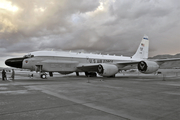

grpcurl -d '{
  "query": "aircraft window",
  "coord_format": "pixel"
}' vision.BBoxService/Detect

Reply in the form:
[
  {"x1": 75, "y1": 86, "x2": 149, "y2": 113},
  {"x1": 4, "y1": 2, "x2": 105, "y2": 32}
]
[
  {"x1": 23, "y1": 54, "x2": 34, "y2": 58},
  {"x1": 23, "y1": 55, "x2": 27, "y2": 58}
]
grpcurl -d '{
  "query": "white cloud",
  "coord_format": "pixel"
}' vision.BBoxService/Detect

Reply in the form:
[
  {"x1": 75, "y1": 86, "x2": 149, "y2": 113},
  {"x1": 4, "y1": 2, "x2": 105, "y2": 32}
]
[{"x1": 0, "y1": 0, "x2": 180, "y2": 67}]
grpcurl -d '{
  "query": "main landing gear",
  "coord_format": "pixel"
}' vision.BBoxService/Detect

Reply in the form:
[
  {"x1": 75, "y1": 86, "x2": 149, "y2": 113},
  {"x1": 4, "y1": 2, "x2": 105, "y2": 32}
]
[
  {"x1": 36, "y1": 65, "x2": 46, "y2": 79},
  {"x1": 85, "y1": 72, "x2": 97, "y2": 77},
  {"x1": 76, "y1": 72, "x2": 79, "y2": 76},
  {"x1": 49, "y1": 72, "x2": 53, "y2": 77},
  {"x1": 36, "y1": 65, "x2": 50, "y2": 79}
]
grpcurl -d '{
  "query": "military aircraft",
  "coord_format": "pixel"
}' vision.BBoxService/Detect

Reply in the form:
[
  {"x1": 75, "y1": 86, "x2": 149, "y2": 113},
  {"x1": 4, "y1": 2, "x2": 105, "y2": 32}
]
[{"x1": 5, "y1": 36, "x2": 180, "y2": 78}]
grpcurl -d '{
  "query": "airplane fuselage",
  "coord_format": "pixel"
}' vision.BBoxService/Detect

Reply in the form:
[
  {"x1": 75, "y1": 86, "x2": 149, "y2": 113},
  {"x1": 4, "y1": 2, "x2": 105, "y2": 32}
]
[{"x1": 22, "y1": 51, "x2": 139, "y2": 73}]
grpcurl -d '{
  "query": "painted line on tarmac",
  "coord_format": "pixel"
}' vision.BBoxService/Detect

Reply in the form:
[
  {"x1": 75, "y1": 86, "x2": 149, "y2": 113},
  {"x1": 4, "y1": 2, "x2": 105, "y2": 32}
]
[{"x1": 39, "y1": 88, "x2": 140, "y2": 120}]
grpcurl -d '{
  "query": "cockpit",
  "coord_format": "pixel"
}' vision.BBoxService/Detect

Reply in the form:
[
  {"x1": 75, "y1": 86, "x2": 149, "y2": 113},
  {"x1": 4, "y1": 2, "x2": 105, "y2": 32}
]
[{"x1": 23, "y1": 53, "x2": 34, "y2": 58}]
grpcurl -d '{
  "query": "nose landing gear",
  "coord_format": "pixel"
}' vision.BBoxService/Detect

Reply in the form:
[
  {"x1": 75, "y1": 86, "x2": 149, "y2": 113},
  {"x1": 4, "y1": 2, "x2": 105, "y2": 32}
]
[
  {"x1": 40, "y1": 73, "x2": 47, "y2": 79},
  {"x1": 36, "y1": 65, "x2": 47, "y2": 79}
]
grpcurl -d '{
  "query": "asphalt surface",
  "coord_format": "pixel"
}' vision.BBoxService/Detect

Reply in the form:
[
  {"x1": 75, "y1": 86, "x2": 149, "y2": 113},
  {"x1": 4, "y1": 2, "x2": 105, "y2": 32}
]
[{"x1": 0, "y1": 71, "x2": 180, "y2": 120}]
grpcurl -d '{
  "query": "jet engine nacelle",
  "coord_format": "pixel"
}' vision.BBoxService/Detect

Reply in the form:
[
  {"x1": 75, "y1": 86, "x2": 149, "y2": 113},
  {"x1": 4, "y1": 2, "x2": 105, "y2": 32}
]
[
  {"x1": 138, "y1": 61, "x2": 159, "y2": 74},
  {"x1": 97, "y1": 64, "x2": 119, "y2": 77}
]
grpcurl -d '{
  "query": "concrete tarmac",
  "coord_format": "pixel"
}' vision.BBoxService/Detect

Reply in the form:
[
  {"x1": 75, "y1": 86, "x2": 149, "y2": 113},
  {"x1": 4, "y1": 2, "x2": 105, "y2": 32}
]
[{"x1": 0, "y1": 72, "x2": 180, "y2": 120}]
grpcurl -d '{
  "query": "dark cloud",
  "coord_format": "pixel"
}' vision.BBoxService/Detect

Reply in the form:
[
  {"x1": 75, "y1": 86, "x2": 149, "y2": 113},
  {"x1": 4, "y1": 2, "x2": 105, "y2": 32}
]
[{"x1": 0, "y1": 0, "x2": 180, "y2": 66}]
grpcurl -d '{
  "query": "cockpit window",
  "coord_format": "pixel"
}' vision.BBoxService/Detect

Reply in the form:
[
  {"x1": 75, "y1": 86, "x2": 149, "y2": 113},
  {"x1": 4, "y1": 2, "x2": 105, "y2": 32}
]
[{"x1": 23, "y1": 53, "x2": 34, "y2": 58}]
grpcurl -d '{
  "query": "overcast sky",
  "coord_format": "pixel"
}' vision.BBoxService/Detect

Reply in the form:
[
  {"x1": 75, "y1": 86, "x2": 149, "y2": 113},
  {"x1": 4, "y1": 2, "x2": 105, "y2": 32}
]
[{"x1": 1, "y1": 0, "x2": 180, "y2": 67}]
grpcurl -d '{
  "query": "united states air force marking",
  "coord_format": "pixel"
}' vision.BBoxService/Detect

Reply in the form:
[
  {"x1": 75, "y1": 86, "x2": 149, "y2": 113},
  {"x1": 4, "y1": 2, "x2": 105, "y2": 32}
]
[{"x1": 89, "y1": 59, "x2": 113, "y2": 63}]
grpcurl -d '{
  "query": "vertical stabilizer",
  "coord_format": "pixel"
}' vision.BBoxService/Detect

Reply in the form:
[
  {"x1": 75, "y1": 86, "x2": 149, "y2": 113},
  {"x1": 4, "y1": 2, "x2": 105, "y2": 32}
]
[{"x1": 132, "y1": 35, "x2": 149, "y2": 59}]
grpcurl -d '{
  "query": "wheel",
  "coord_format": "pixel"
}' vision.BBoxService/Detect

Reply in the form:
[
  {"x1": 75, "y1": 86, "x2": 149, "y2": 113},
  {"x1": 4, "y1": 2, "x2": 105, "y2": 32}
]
[
  {"x1": 85, "y1": 72, "x2": 97, "y2": 77},
  {"x1": 109, "y1": 74, "x2": 115, "y2": 78},
  {"x1": 76, "y1": 72, "x2": 79, "y2": 76},
  {"x1": 41, "y1": 74, "x2": 46, "y2": 79},
  {"x1": 91, "y1": 72, "x2": 97, "y2": 77},
  {"x1": 49, "y1": 72, "x2": 53, "y2": 77},
  {"x1": 94, "y1": 73, "x2": 97, "y2": 77},
  {"x1": 85, "y1": 72, "x2": 88, "y2": 77}
]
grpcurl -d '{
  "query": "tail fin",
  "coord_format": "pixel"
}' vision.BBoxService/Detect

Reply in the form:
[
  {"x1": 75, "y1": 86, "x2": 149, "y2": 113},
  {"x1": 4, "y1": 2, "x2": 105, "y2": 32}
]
[{"x1": 132, "y1": 35, "x2": 149, "y2": 59}]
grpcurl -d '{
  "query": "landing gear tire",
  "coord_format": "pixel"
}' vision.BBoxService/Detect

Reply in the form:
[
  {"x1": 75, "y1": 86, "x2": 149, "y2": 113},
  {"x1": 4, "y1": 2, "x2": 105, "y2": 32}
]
[
  {"x1": 49, "y1": 72, "x2": 53, "y2": 77},
  {"x1": 85, "y1": 72, "x2": 97, "y2": 77},
  {"x1": 76, "y1": 72, "x2": 79, "y2": 76},
  {"x1": 92, "y1": 72, "x2": 97, "y2": 77},
  {"x1": 41, "y1": 74, "x2": 46, "y2": 79},
  {"x1": 85, "y1": 72, "x2": 88, "y2": 77},
  {"x1": 108, "y1": 74, "x2": 116, "y2": 78}
]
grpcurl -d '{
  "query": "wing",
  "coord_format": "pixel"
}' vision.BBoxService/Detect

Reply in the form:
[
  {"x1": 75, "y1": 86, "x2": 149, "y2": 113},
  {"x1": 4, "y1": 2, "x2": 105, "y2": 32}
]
[
  {"x1": 112, "y1": 58, "x2": 180, "y2": 68},
  {"x1": 77, "y1": 61, "x2": 140, "y2": 72},
  {"x1": 115, "y1": 61, "x2": 140, "y2": 67},
  {"x1": 152, "y1": 58, "x2": 180, "y2": 65},
  {"x1": 77, "y1": 58, "x2": 180, "y2": 72}
]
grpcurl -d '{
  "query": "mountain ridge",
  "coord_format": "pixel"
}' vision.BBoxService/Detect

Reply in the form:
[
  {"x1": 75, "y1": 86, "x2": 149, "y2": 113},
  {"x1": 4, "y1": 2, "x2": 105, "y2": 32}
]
[{"x1": 149, "y1": 53, "x2": 180, "y2": 68}]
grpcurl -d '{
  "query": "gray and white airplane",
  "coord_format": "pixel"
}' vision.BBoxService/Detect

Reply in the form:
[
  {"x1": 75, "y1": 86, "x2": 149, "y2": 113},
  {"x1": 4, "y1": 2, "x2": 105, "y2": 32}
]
[{"x1": 5, "y1": 36, "x2": 180, "y2": 78}]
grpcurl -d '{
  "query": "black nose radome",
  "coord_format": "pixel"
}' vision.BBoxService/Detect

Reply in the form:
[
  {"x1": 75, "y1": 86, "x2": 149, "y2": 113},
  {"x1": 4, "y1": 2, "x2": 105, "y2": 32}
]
[{"x1": 5, "y1": 57, "x2": 24, "y2": 68}]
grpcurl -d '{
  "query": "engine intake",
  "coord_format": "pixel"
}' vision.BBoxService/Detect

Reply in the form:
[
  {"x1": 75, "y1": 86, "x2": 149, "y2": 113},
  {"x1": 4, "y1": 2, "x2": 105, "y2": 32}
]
[
  {"x1": 138, "y1": 61, "x2": 159, "y2": 74},
  {"x1": 97, "y1": 64, "x2": 119, "y2": 77}
]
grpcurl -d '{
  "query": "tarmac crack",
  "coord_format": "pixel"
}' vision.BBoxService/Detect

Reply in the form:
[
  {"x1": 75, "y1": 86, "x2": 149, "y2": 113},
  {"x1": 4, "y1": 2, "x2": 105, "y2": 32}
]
[
  {"x1": 23, "y1": 83, "x2": 179, "y2": 120},
  {"x1": 0, "y1": 96, "x2": 130, "y2": 120},
  {"x1": 154, "y1": 107, "x2": 180, "y2": 120},
  {"x1": 25, "y1": 85, "x2": 135, "y2": 120},
  {"x1": 39, "y1": 89, "x2": 137, "y2": 120},
  {"x1": 0, "y1": 103, "x2": 85, "y2": 116}
]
